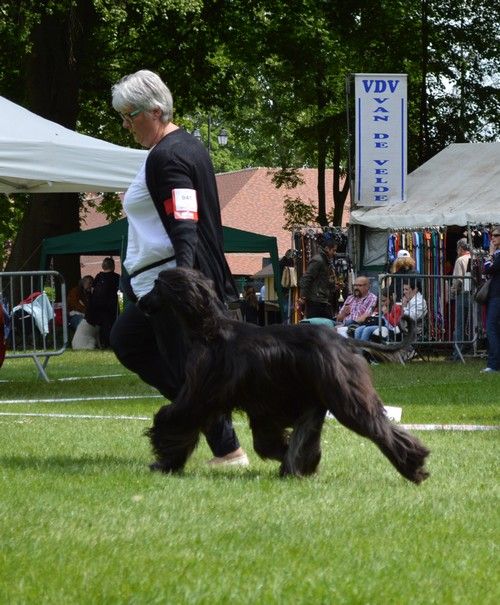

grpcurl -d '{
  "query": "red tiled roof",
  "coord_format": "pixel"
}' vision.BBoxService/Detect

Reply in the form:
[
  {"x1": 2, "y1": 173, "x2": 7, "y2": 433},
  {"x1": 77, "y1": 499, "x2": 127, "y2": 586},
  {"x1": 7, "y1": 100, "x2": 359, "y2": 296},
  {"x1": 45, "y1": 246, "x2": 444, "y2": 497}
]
[
  {"x1": 79, "y1": 168, "x2": 350, "y2": 278},
  {"x1": 218, "y1": 168, "x2": 350, "y2": 275}
]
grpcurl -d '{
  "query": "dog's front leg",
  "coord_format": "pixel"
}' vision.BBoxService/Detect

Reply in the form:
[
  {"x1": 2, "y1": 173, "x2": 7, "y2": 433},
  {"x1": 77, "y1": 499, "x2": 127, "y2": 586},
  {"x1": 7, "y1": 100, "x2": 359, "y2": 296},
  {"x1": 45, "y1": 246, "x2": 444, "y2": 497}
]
[
  {"x1": 146, "y1": 400, "x2": 201, "y2": 473},
  {"x1": 280, "y1": 408, "x2": 325, "y2": 477}
]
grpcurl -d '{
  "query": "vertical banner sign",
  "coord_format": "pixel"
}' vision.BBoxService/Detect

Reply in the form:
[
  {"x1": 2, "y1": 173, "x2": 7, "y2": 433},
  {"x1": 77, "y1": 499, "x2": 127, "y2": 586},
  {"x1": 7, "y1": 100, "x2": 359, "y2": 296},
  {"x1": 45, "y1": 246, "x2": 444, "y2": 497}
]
[{"x1": 354, "y1": 73, "x2": 407, "y2": 206}]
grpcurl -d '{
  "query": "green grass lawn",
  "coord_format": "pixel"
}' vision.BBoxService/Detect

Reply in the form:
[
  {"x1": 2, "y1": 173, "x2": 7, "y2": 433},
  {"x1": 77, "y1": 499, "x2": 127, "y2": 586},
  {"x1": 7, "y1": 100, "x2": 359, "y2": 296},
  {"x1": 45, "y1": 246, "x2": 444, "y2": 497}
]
[{"x1": 0, "y1": 352, "x2": 499, "y2": 604}]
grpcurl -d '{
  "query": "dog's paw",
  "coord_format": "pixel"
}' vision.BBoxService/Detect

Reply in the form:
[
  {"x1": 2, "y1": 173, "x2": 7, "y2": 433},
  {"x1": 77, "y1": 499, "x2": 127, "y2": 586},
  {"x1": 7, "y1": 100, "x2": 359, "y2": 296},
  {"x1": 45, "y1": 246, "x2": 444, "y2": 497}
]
[{"x1": 149, "y1": 460, "x2": 181, "y2": 474}]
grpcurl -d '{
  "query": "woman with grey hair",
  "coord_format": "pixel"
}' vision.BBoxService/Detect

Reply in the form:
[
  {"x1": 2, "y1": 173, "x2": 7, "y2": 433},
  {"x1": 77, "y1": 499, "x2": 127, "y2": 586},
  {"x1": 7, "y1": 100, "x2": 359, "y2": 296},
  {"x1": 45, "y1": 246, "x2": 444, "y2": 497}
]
[{"x1": 110, "y1": 69, "x2": 248, "y2": 467}]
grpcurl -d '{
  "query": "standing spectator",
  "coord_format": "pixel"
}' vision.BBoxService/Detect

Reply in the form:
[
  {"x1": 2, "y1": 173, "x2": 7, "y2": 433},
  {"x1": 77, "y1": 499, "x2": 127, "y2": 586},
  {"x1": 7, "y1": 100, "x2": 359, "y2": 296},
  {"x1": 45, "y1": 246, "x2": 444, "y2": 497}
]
[
  {"x1": 450, "y1": 238, "x2": 472, "y2": 360},
  {"x1": 241, "y1": 284, "x2": 259, "y2": 325},
  {"x1": 87, "y1": 257, "x2": 120, "y2": 348},
  {"x1": 67, "y1": 275, "x2": 93, "y2": 331},
  {"x1": 0, "y1": 301, "x2": 6, "y2": 369},
  {"x1": 109, "y1": 69, "x2": 247, "y2": 467},
  {"x1": 481, "y1": 226, "x2": 500, "y2": 373},
  {"x1": 299, "y1": 232, "x2": 338, "y2": 320},
  {"x1": 336, "y1": 275, "x2": 377, "y2": 327}
]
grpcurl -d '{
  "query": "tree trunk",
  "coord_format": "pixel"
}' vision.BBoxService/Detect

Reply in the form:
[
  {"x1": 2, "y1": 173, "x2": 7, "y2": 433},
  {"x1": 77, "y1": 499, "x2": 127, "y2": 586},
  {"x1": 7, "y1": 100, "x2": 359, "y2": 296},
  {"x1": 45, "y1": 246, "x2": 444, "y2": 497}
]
[
  {"x1": 316, "y1": 136, "x2": 327, "y2": 226},
  {"x1": 419, "y1": 0, "x2": 430, "y2": 164},
  {"x1": 5, "y1": 0, "x2": 97, "y2": 291},
  {"x1": 332, "y1": 136, "x2": 349, "y2": 227}
]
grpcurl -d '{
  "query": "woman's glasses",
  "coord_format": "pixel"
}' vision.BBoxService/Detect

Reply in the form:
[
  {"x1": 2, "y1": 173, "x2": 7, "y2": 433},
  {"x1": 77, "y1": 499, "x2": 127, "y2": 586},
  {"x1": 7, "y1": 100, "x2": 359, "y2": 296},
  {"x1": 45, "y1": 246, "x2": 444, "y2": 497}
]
[{"x1": 119, "y1": 108, "x2": 143, "y2": 124}]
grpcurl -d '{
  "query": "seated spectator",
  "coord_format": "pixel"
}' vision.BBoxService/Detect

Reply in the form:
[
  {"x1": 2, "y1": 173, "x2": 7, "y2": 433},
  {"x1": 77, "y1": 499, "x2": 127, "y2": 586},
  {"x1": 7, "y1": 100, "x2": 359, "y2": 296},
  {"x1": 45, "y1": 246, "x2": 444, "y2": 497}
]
[
  {"x1": 335, "y1": 275, "x2": 377, "y2": 337},
  {"x1": 353, "y1": 295, "x2": 403, "y2": 342},
  {"x1": 67, "y1": 275, "x2": 93, "y2": 331},
  {"x1": 401, "y1": 278, "x2": 427, "y2": 335},
  {"x1": 86, "y1": 257, "x2": 120, "y2": 348}
]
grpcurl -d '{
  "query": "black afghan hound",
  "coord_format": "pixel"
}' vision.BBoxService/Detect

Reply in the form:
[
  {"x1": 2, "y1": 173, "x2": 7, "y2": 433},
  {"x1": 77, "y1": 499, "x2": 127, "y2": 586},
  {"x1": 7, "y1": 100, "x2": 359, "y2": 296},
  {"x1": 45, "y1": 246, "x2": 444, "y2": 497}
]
[{"x1": 139, "y1": 268, "x2": 430, "y2": 484}]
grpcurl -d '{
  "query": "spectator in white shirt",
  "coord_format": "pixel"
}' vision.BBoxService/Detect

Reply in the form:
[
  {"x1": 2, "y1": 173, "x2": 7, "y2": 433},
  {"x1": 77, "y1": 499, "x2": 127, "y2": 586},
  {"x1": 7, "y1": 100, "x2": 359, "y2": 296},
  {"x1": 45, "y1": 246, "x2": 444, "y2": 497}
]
[{"x1": 401, "y1": 278, "x2": 427, "y2": 334}]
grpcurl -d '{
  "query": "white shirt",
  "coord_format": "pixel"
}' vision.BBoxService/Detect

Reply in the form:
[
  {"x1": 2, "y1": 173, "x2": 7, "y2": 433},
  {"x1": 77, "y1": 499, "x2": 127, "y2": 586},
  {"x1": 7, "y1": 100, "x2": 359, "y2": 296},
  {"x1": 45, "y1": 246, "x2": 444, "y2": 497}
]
[
  {"x1": 122, "y1": 158, "x2": 176, "y2": 298},
  {"x1": 403, "y1": 291, "x2": 427, "y2": 321}
]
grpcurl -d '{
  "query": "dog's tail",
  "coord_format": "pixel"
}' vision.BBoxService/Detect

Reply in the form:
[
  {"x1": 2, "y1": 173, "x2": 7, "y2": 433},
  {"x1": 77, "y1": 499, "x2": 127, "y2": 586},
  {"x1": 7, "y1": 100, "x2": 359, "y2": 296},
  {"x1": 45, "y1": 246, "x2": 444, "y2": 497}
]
[
  {"x1": 345, "y1": 315, "x2": 415, "y2": 364},
  {"x1": 330, "y1": 392, "x2": 430, "y2": 484}
]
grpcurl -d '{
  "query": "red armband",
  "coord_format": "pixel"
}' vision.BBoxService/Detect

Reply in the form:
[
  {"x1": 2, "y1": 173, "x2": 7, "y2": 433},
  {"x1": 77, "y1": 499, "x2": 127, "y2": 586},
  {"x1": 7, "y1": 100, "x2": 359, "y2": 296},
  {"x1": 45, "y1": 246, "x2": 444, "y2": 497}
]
[{"x1": 163, "y1": 188, "x2": 198, "y2": 221}]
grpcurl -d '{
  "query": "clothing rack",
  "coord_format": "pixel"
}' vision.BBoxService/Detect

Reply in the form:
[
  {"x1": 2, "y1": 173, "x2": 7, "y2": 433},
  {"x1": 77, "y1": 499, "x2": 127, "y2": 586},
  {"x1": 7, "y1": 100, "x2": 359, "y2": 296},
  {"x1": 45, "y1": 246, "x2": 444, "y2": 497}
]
[{"x1": 386, "y1": 224, "x2": 494, "y2": 342}]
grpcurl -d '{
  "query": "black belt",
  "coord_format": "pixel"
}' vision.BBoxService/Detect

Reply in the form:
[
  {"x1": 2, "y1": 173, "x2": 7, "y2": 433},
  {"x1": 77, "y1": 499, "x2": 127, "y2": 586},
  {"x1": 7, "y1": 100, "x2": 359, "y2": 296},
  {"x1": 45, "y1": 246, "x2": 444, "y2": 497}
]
[{"x1": 129, "y1": 255, "x2": 176, "y2": 279}]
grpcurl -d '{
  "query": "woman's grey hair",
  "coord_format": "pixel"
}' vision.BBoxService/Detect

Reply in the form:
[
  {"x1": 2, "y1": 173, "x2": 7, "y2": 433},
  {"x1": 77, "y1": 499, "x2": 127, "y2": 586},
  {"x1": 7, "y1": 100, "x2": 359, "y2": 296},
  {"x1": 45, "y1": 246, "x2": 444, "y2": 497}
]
[
  {"x1": 111, "y1": 69, "x2": 173, "y2": 123},
  {"x1": 456, "y1": 238, "x2": 470, "y2": 251}
]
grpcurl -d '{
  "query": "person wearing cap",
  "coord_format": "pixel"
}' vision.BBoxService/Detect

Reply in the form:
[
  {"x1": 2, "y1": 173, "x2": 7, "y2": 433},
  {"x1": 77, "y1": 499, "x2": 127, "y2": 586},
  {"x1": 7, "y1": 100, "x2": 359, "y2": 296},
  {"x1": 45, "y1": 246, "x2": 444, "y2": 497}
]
[
  {"x1": 299, "y1": 233, "x2": 338, "y2": 319},
  {"x1": 387, "y1": 249, "x2": 416, "y2": 302}
]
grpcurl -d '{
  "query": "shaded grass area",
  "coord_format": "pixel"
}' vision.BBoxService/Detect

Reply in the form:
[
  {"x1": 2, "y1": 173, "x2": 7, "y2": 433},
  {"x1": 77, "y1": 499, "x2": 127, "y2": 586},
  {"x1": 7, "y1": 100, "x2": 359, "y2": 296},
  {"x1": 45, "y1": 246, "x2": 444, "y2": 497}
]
[{"x1": 0, "y1": 352, "x2": 499, "y2": 603}]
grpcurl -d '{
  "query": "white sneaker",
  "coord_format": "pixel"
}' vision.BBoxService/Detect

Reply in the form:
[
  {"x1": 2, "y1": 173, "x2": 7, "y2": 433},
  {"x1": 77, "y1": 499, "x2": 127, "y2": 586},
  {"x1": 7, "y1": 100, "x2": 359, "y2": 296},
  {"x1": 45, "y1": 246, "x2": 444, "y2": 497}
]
[
  {"x1": 480, "y1": 367, "x2": 497, "y2": 373},
  {"x1": 207, "y1": 452, "x2": 250, "y2": 467}
]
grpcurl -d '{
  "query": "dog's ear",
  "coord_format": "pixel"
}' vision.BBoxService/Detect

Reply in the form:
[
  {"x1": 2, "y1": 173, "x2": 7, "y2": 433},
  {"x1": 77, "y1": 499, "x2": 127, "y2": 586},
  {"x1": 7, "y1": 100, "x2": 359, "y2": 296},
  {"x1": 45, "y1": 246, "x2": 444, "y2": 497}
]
[{"x1": 137, "y1": 284, "x2": 163, "y2": 315}]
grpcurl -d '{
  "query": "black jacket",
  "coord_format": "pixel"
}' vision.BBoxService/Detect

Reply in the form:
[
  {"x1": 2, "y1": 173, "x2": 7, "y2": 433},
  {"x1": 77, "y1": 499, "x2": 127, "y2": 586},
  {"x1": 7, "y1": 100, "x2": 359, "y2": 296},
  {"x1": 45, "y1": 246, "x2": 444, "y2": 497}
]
[
  {"x1": 300, "y1": 251, "x2": 336, "y2": 304},
  {"x1": 145, "y1": 128, "x2": 238, "y2": 304},
  {"x1": 485, "y1": 252, "x2": 500, "y2": 300}
]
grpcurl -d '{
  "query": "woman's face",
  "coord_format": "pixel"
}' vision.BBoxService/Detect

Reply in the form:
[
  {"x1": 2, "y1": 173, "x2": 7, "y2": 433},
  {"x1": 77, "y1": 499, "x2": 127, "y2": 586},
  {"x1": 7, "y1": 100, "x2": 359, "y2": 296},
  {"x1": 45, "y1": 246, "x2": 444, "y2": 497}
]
[
  {"x1": 121, "y1": 107, "x2": 165, "y2": 149},
  {"x1": 491, "y1": 229, "x2": 500, "y2": 249}
]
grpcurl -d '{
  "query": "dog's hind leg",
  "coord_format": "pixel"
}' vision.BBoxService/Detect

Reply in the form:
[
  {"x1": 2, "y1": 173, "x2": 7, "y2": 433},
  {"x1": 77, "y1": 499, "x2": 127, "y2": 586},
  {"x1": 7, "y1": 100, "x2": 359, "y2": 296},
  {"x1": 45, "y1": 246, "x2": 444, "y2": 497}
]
[
  {"x1": 279, "y1": 408, "x2": 326, "y2": 477},
  {"x1": 249, "y1": 416, "x2": 289, "y2": 463},
  {"x1": 146, "y1": 402, "x2": 201, "y2": 473}
]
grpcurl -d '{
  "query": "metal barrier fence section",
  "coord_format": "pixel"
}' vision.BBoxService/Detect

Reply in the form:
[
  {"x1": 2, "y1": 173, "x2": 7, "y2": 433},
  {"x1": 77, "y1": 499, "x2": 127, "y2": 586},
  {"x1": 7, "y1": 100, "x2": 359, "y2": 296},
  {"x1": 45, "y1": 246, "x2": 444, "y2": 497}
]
[
  {"x1": 377, "y1": 273, "x2": 482, "y2": 360},
  {"x1": 0, "y1": 271, "x2": 68, "y2": 381}
]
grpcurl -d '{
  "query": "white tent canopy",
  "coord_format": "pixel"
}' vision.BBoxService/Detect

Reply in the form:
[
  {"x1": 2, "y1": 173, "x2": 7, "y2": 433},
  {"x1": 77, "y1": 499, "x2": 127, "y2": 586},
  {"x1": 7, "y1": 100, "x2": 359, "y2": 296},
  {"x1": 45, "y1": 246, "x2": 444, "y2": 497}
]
[
  {"x1": 350, "y1": 142, "x2": 500, "y2": 228},
  {"x1": 0, "y1": 95, "x2": 146, "y2": 193}
]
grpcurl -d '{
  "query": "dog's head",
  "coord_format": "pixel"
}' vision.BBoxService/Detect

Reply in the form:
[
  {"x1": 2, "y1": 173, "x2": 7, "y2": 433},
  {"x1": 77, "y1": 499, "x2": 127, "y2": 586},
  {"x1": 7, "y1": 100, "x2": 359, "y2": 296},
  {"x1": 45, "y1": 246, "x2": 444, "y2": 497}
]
[{"x1": 138, "y1": 267, "x2": 224, "y2": 340}]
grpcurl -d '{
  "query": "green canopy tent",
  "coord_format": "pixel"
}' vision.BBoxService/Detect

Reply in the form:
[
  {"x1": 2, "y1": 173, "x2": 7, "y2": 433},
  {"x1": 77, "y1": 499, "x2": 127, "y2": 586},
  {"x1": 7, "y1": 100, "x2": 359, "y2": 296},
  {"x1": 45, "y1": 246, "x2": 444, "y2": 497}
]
[{"x1": 40, "y1": 218, "x2": 284, "y2": 314}]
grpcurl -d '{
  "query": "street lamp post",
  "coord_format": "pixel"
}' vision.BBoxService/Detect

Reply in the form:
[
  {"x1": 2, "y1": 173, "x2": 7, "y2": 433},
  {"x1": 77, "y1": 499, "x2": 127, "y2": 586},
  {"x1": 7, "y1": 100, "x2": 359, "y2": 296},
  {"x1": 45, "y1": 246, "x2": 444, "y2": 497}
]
[{"x1": 193, "y1": 113, "x2": 228, "y2": 155}]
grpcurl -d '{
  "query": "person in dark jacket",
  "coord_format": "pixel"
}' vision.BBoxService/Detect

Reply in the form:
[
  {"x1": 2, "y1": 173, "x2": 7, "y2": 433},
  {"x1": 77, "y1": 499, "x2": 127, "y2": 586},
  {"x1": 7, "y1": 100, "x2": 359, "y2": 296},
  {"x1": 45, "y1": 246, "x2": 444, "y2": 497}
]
[
  {"x1": 109, "y1": 69, "x2": 247, "y2": 467},
  {"x1": 299, "y1": 232, "x2": 338, "y2": 320},
  {"x1": 481, "y1": 225, "x2": 500, "y2": 373},
  {"x1": 241, "y1": 284, "x2": 260, "y2": 325},
  {"x1": 86, "y1": 258, "x2": 119, "y2": 348}
]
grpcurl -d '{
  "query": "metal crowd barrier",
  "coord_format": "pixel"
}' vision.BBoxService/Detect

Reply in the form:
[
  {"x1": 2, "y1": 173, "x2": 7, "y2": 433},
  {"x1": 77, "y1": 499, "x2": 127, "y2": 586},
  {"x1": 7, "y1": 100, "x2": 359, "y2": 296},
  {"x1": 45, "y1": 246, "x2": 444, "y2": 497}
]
[
  {"x1": 377, "y1": 273, "x2": 482, "y2": 361},
  {"x1": 0, "y1": 271, "x2": 68, "y2": 381}
]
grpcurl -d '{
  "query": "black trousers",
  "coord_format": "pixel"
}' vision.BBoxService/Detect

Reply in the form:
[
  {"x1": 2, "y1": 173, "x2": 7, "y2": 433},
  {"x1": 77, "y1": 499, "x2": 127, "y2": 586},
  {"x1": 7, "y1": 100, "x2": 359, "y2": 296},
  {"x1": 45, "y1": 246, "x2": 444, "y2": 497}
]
[
  {"x1": 304, "y1": 301, "x2": 333, "y2": 320},
  {"x1": 110, "y1": 303, "x2": 240, "y2": 457}
]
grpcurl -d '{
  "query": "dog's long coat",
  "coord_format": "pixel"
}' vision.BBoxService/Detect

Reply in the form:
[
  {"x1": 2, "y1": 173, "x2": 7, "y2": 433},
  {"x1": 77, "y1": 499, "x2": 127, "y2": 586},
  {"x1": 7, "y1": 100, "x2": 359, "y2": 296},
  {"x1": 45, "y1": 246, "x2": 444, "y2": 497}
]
[{"x1": 139, "y1": 268, "x2": 429, "y2": 483}]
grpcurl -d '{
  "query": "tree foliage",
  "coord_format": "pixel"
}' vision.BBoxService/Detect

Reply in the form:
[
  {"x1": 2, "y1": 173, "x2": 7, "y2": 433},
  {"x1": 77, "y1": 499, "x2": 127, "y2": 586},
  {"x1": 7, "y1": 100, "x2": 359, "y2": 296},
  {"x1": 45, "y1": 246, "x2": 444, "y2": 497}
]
[{"x1": 0, "y1": 0, "x2": 498, "y2": 271}]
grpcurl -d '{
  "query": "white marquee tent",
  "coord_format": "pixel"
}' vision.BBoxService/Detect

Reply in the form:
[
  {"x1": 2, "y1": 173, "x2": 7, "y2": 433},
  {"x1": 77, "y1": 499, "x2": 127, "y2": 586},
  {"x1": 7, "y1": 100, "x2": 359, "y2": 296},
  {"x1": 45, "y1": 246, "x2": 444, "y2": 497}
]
[
  {"x1": 350, "y1": 142, "x2": 500, "y2": 229},
  {"x1": 0, "y1": 95, "x2": 146, "y2": 193}
]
